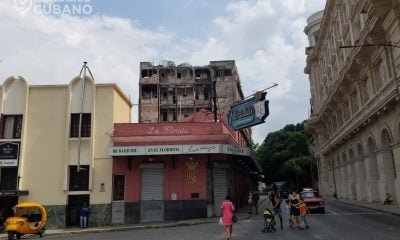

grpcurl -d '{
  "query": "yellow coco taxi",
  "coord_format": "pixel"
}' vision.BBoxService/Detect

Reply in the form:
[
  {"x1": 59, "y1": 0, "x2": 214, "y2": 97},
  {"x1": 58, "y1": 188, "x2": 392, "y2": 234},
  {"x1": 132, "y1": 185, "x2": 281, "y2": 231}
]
[{"x1": 5, "y1": 202, "x2": 47, "y2": 240}]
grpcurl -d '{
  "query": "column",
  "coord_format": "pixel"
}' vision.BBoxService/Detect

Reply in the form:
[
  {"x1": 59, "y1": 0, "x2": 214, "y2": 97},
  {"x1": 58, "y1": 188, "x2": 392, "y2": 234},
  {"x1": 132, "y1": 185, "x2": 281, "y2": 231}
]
[
  {"x1": 340, "y1": 166, "x2": 348, "y2": 198},
  {"x1": 392, "y1": 143, "x2": 400, "y2": 204},
  {"x1": 335, "y1": 166, "x2": 342, "y2": 197},
  {"x1": 376, "y1": 148, "x2": 396, "y2": 202},
  {"x1": 364, "y1": 154, "x2": 380, "y2": 202},
  {"x1": 355, "y1": 158, "x2": 367, "y2": 200}
]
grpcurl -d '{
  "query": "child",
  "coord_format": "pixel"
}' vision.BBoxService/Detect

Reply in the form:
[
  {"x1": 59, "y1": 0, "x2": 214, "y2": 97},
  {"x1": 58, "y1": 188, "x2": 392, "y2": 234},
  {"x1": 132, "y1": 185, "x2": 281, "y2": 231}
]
[
  {"x1": 263, "y1": 208, "x2": 276, "y2": 232},
  {"x1": 298, "y1": 198, "x2": 309, "y2": 229}
]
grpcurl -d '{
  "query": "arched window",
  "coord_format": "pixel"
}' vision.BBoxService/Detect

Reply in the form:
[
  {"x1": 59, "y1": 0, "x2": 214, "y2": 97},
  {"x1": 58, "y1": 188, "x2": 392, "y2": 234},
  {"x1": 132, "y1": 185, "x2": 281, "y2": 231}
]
[
  {"x1": 367, "y1": 137, "x2": 377, "y2": 153},
  {"x1": 356, "y1": 143, "x2": 364, "y2": 157},
  {"x1": 342, "y1": 152, "x2": 347, "y2": 163},
  {"x1": 349, "y1": 148, "x2": 355, "y2": 160},
  {"x1": 380, "y1": 129, "x2": 392, "y2": 147}
]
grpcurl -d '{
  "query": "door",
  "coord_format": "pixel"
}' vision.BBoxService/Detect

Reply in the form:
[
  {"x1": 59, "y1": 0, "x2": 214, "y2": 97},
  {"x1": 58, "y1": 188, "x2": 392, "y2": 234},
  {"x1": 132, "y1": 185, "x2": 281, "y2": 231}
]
[
  {"x1": 66, "y1": 195, "x2": 90, "y2": 227},
  {"x1": 213, "y1": 168, "x2": 227, "y2": 216},
  {"x1": 140, "y1": 163, "x2": 164, "y2": 222},
  {"x1": 112, "y1": 175, "x2": 125, "y2": 224}
]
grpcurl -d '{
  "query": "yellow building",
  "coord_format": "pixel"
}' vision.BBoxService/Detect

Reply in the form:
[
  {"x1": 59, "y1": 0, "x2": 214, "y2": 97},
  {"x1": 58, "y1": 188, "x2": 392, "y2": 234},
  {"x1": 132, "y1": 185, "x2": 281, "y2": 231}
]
[{"x1": 0, "y1": 75, "x2": 132, "y2": 228}]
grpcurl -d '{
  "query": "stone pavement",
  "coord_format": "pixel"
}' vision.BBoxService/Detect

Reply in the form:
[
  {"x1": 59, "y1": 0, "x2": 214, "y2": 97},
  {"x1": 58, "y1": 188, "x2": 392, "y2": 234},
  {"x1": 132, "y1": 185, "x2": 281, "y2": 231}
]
[{"x1": 1, "y1": 195, "x2": 399, "y2": 239}]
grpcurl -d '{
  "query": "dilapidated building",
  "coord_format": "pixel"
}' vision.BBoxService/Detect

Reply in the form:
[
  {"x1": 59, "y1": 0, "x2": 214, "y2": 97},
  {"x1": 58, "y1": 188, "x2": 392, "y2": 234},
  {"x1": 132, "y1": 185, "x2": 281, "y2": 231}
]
[{"x1": 139, "y1": 60, "x2": 245, "y2": 123}]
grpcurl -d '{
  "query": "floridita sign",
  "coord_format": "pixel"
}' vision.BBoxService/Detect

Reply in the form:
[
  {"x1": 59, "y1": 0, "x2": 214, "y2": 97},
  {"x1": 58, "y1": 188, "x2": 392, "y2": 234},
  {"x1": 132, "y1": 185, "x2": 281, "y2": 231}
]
[
  {"x1": 108, "y1": 144, "x2": 250, "y2": 157},
  {"x1": 227, "y1": 94, "x2": 269, "y2": 130}
]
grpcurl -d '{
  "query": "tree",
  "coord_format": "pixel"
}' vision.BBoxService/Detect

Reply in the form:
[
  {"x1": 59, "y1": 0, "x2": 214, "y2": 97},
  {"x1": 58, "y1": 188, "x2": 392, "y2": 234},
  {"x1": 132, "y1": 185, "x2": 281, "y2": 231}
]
[{"x1": 256, "y1": 121, "x2": 317, "y2": 191}]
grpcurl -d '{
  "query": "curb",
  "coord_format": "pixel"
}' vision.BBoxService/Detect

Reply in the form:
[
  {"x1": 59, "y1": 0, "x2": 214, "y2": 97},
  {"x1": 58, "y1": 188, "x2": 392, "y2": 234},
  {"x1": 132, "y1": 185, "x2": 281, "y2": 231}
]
[
  {"x1": 0, "y1": 218, "x2": 217, "y2": 239},
  {"x1": 327, "y1": 198, "x2": 400, "y2": 217}
]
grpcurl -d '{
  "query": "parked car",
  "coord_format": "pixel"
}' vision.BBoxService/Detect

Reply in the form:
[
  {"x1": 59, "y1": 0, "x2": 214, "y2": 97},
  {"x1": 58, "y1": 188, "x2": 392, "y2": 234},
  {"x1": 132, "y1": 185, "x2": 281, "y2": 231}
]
[{"x1": 300, "y1": 190, "x2": 325, "y2": 213}]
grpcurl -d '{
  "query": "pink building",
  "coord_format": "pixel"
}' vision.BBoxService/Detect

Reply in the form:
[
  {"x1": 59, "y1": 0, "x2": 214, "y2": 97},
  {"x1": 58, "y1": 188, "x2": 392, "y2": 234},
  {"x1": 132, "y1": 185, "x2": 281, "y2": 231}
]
[{"x1": 109, "y1": 111, "x2": 261, "y2": 224}]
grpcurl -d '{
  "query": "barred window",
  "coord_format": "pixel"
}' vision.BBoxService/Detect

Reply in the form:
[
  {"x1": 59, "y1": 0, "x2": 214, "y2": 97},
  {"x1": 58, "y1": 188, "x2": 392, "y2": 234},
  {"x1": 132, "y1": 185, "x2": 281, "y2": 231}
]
[
  {"x1": 69, "y1": 165, "x2": 89, "y2": 191},
  {"x1": 0, "y1": 115, "x2": 23, "y2": 139},
  {"x1": 113, "y1": 175, "x2": 125, "y2": 201},
  {"x1": 70, "y1": 113, "x2": 91, "y2": 138}
]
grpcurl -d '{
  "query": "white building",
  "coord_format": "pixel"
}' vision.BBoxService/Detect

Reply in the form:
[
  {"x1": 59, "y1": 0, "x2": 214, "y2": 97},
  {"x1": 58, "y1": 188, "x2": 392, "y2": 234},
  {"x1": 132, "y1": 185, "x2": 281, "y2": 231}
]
[{"x1": 305, "y1": 0, "x2": 400, "y2": 204}]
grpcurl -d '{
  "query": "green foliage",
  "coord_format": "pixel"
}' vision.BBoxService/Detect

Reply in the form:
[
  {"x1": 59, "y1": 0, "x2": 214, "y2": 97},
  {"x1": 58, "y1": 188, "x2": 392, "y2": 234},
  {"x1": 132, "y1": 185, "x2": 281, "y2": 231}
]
[{"x1": 256, "y1": 121, "x2": 317, "y2": 191}]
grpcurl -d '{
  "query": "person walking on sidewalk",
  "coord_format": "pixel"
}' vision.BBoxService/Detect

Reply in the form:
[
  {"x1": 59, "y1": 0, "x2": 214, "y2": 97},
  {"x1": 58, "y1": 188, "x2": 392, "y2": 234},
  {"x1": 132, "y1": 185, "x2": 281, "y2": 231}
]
[
  {"x1": 221, "y1": 195, "x2": 235, "y2": 240},
  {"x1": 273, "y1": 191, "x2": 284, "y2": 230},
  {"x1": 247, "y1": 191, "x2": 253, "y2": 215},
  {"x1": 252, "y1": 190, "x2": 260, "y2": 215}
]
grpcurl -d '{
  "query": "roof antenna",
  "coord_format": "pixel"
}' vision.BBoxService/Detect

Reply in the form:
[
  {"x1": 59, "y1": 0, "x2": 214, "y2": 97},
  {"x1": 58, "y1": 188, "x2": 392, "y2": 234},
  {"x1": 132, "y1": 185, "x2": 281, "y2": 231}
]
[{"x1": 76, "y1": 61, "x2": 95, "y2": 172}]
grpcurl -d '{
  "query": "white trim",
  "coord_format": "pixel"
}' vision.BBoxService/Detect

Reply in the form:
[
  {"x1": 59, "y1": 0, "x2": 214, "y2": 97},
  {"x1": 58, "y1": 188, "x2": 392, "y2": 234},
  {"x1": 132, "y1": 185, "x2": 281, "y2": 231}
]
[{"x1": 108, "y1": 144, "x2": 250, "y2": 157}]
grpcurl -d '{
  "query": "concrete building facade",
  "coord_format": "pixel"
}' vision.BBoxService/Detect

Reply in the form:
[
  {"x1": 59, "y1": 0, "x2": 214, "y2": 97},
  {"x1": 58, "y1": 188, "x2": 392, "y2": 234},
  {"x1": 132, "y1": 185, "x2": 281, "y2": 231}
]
[
  {"x1": 139, "y1": 60, "x2": 243, "y2": 123},
  {"x1": 108, "y1": 114, "x2": 259, "y2": 224},
  {"x1": 0, "y1": 75, "x2": 132, "y2": 228},
  {"x1": 305, "y1": 0, "x2": 400, "y2": 204},
  {"x1": 139, "y1": 60, "x2": 252, "y2": 144}
]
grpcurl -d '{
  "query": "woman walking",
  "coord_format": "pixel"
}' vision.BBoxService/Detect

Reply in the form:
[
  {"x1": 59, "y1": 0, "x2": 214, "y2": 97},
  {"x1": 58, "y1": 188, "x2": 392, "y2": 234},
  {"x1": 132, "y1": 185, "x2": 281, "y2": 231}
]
[
  {"x1": 289, "y1": 191, "x2": 300, "y2": 229},
  {"x1": 221, "y1": 195, "x2": 235, "y2": 240}
]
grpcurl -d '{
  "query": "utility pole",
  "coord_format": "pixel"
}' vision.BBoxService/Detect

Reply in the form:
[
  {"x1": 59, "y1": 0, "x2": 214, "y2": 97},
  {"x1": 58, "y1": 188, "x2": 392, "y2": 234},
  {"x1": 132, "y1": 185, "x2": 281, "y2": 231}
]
[{"x1": 212, "y1": 79, "x2": 217, "y2": 122}]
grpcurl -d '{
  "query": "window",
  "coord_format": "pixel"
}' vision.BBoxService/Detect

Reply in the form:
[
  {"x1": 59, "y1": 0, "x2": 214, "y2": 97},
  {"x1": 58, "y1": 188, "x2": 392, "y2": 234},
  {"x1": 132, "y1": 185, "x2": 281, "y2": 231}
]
[
  {"x1": 0, "y1": 115, "x2": 23, "y2": 139},
  {"x1": 343, "y1": 101, "x2": 350, "y2": 120},
  {"x1": 204, "y1": 90, "x2": 209, "y2": 100},
  {"x1": 361, "y1": 78, "x2": 370, "y2": 103},
  {"x1": 351, "y1": 90, "x2": 359, "y2": 113},
  {"x1": 224, "y1": 69, "x2": 232, "y2": 76},
  {"x1": 375, "y1": 59, "x2": 386, "y2": 89},
  {"x1": 215, "y1": 69, "x2": 224, "y2": 77},
  {"x1": 69, "y1": 165, "x2": 89, "y2": 191},
  {"x1": 177, "y1": 72, "x2": 182, "y2": 78},
  {"x1": 162, "y1": 112, "x2": 168, "y2": 121},
  {"x1": 113, "y1": 175, "x2": 125, "y2": 201},
  {"x1": 70, "y1": 113, "x2": 91, "y2": 138}
]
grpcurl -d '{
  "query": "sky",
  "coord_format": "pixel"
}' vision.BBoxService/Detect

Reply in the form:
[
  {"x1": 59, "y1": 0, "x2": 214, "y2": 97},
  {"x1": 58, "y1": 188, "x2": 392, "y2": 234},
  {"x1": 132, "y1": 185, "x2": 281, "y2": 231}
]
[{"x1": 0, "y1": 0, "x2": 326, "y2": 145}]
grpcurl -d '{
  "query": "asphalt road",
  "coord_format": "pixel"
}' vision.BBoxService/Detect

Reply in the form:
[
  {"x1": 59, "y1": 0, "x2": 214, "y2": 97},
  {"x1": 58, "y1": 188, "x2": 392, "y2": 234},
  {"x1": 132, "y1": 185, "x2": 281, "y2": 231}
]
[{"x1": 23, "y1": 200, "x2": 400, "y2": 240}]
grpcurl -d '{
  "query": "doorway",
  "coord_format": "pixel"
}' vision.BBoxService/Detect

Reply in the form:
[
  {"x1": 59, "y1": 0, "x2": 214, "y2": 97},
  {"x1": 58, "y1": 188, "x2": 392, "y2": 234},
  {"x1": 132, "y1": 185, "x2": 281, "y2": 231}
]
[{"x1": 66, "y1": 194, "x2": 89, "y2": 227}]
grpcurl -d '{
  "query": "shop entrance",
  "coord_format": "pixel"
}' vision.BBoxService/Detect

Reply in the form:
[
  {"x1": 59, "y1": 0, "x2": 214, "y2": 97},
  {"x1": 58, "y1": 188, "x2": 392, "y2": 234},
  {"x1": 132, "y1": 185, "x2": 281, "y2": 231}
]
[
  {"x1": 0, "y1": 196, "x2": 18, "y2": 220},
  {"x1": 140, "y1": 164, "x2": 164, "y2": 222},
  {"x1": 66, "y1": 194, "x2": 89, "y2": 227}
]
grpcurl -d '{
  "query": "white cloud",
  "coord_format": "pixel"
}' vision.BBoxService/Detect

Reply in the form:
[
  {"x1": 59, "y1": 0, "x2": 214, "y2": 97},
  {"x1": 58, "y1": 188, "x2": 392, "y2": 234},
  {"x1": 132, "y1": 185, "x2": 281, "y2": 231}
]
[
  {"x1": 0, "y1": 2, "x2": 172, "y2": 104},
  {"x1": 192, "y1": 0, "x2": 325, "y2": 144},
  {"x1": 0, "y1": 0, "x2": 326, "y2": 144}
]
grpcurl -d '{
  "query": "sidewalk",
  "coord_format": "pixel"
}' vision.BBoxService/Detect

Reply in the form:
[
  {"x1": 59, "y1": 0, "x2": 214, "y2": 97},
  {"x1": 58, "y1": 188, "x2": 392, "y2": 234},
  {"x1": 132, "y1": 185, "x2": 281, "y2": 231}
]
[
  {"x1": 5, "y1": 195, "x2": 397, "y2": 238},
  {"x1": 326, "y1": 197, "x2": 400, "y2": 217},
  {"x1": 0, "y1": 196, "x2": 267, "y2": 239}
]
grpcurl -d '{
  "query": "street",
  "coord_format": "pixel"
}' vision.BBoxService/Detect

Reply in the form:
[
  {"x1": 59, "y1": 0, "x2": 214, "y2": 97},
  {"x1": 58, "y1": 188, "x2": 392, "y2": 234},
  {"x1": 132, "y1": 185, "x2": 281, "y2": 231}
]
[{"x1": 33, "y1": 200, "x2": 400, "y2": 240}]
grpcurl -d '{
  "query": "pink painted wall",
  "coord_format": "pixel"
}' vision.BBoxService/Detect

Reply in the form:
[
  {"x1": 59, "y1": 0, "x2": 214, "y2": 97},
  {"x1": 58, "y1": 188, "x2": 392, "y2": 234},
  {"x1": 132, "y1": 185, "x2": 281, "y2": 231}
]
[{"x1": 113, "y1": 155, "x2": 207, "y2": 202}]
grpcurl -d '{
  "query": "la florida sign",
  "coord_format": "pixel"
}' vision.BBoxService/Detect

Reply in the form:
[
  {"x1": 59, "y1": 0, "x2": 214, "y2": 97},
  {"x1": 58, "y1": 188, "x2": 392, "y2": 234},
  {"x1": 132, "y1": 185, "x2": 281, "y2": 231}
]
[{"x1": 227, "y1": 97, "x2": 269, "y2": 130}]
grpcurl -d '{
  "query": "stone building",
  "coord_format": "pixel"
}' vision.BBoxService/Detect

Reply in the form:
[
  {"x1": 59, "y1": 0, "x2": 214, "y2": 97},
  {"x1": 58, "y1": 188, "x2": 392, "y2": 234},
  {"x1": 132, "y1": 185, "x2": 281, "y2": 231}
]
[
  {"x1": 0, "y1": 74, "x2": 132, "y2": 228},
  {"x1": 304, "y1": 0, "x2": 400, "y2": 204}
]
